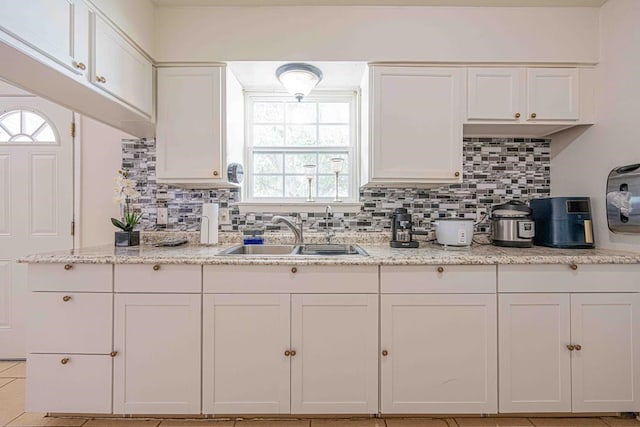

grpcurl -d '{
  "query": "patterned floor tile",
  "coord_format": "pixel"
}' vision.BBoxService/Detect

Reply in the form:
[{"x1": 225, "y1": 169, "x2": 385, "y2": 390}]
[
  {"x1": 455, "y1": 418, "x2": 533, "y2": 426},
  {"x1": 6, "y1": 412, "x2": 87, "y2": 426}
]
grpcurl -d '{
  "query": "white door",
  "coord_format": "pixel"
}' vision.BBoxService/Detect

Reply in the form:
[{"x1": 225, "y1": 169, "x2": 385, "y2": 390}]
[
  {"x1": 291, "y1": 294, "x2": 378, "y2": 414},
  {"x1": 381, "y1": 294, "x2": 497, "y2": 414},
  {"x1": 527, "y1": 68, "x2": 579, "y2": 121},
  {"x1": 202, "y1": 293, "x2": 291, "y2": 414},
  {"x1": 571, "y1": 293, "x2": 640, "y2": 412},
  {"x1": 370, "y1": 66, "x2": 464, "y2": 184},
  {"x1": 467, "y1": 68, "x2": 525, "y2": 121},
  {"x1": 498, "y1": 293, "x2": 572, "y2": 413},
  {"x1": 0, "y1": 97, "x2": 73, "y2": 359},
  {"x1": 113, "y1": 293, "x2": 201, "y2": 414}
]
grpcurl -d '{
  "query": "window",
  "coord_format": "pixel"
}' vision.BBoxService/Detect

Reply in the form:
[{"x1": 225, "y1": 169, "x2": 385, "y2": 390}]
[
  {"x1": 0, "y1": 109, "x2": 57, "y2": 143},
  {"x1": 246, "y1": 93, "x2": 357, "y2": 202}
]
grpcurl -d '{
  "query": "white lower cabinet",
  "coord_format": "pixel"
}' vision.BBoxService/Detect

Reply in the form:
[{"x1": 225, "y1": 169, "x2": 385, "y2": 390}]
[
  {"x1": 113, "y1": 293, "x2": 201, "y2": 414},
  {"x1": 499, "y1": 293, "x2": 640, "y2": 413},
  {"x1": 380, "y1": 293, "x2": 497, "y2": 414}
]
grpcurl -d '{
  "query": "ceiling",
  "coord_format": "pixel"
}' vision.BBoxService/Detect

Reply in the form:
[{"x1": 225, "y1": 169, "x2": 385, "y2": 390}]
[
  {"x1": 228, "y1": 62, "x2": 367, "y2": 91},
  {"x1": 154, "y1": 0, "x2": 607, "y2": 7}
]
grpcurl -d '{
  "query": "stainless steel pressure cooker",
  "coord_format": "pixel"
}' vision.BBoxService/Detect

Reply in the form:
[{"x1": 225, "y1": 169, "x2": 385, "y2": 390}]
[{"x1": 490, "y1": 200, "x2": 535, "y2": 247}]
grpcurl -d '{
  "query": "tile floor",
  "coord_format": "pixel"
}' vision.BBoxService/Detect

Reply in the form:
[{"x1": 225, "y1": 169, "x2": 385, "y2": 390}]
[{"x1": 2, "y1": 362, "x2": 639, "y2": 427}]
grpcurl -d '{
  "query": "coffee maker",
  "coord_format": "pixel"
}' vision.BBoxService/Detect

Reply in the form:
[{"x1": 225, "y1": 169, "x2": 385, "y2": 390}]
[{"x1": 390, "y1": 208, "x2": 419, "y2": 248}]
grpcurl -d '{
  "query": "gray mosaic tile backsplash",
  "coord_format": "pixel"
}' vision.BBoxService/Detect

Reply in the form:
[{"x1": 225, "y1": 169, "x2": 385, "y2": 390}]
[{"x1": 123, "y1": 137, "x2": 550, "y2": 233}]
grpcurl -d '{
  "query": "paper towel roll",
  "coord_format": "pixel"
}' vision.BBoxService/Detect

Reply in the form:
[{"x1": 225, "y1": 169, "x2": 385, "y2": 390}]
[{"x1": 200, "y1": 203, "x2": 219, "y2": 245}]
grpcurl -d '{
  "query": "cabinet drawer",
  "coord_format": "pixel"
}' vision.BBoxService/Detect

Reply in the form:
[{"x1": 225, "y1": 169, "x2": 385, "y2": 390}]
[
  {"x1": 115, "y1": 264, "x2": 201, "y2": 293},
  {"x1": 498, "y1": 264, "x2": 640, "y2": 293},
  {"x1": 204, "y1": 265, "x2": 378, "y2": 293},
  {"x1": 28, "y1": 292, "x2": 112, "y2": 354},
  {"x1": 26, "y1": 354, "x2": 112, "y2": 414},
  {"x1": 381, "y1": 265, "x2": 496, "y2": 293},
  {"x1": 29, "y1": 264, "x2": 112, "y2": 292}
]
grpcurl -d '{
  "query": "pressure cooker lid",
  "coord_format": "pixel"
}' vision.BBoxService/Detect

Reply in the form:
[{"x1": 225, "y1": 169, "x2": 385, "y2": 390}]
[{"x1": 491, "y1": 200, "x2": 532, "y2": 217}]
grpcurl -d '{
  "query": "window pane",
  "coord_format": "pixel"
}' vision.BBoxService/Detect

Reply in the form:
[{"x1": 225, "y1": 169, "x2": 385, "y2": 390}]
[
  {"x1": 318, "y1": 125, "x2": 349, "y2": 146},
  {"x1": 33, "y1": 124, "x2": 55, "y2": 142},
  {"x1": 319, "y1": 103, "x2": 349, "y2": 123},
  {"x1": 284, "y1": 175, "x2": 308, "y2": 198},
  {"x1": 0, "y1": 127, "x2": 9, "y2": 142},
  {"x1": 318, "y1": 153, "x2": 348, "y2": 174},
  {"x1": 23, "y1": 111, "x2": 45, "y2": 135},
  {"x1": 286, "y1": 102, "x2": 316, "y2": 123},
  {"x1": 253, "y1": 153, "x2": 283, "y2": 174},
  {"x1": 1, "y1": 111, "x2": 20, "y2": 134},
  {"x1": 254, "y1": 102, "x2": 284, "y2": 123},
  {"x1": 253, "y1": 175, "x2": 283, "y2": 198},
  {"x1": 285, "y1": 153, "x2": 317, "y2": 174},
  {"x1": 318, "y1": 174, "x2": 349, "y2": 198},
  {"x1": 254, "y1": 125, "x2": 285, "y2": 146},
  {"x1": 286, "y1": 125, "x2": 316, "y2": 146},
  {"x1": 12, "y1": 135, "x2": 33, "y2": 143}
]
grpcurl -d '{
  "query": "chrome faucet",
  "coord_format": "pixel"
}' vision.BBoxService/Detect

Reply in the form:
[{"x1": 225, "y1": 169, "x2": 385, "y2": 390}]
[
  {"x1": 324, "y1": 205, "x2": 335, "y2": 244},
  {"x1": 272, "y1": 214, "x2": 304, "y2": 244}
]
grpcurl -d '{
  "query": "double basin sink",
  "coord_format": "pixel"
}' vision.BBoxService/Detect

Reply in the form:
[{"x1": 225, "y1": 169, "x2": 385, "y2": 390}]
[{"x1": 218, "y1": 243, "x2": 368, "y2": 257}]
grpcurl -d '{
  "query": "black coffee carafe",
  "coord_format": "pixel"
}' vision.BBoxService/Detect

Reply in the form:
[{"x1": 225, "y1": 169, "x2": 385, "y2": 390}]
[{"x1": 390, "y1": 208, "x2": 419, "y2": 248}]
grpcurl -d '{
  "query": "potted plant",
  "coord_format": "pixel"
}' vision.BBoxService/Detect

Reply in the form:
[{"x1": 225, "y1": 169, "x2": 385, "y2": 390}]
[{"x1": 112, "y1": 169, "x2": 142, "y2": 247}]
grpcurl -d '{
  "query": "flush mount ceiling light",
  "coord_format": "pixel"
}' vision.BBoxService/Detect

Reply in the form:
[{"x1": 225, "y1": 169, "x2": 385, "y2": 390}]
[{"x1": 276, "y1": 63, "x2": 323, "y2": 102}]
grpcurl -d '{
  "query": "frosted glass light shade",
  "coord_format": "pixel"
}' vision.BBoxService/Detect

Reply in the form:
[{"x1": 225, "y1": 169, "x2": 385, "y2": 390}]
[{"x1": 276, "y1": 63, "x2": 323, "y2": 102}]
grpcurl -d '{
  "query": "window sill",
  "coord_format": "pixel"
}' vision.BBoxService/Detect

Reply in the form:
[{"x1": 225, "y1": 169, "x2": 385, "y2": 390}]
[{"x1": 235, "y1": 201, "x2": 362, "y2": 215}]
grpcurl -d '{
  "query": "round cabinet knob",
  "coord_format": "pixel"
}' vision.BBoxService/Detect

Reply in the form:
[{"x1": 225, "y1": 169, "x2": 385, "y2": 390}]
[
  {"x1": 515, "y1": 112, "x2": 521, "y2": 119},
  {"x1": 96, "y1": 76, "x2": 107, "y2": 84},
  {"x1": 73, "y1": 61, "x2": 86, "y2": 70},
  {"x1": 530, "y1": 112, "x2": 537, "y2": 119},
  {"x1": 454, "y1": 171, "x2": 460, "y2": 177},
  {"x1": 61, "y1": 357, "x2": 70, "y2": 365},
  {"x1": 437, "y1": 266, "x2": 444, "y2": 273},
  {"x1": 575, "y1": 344, "x2": 582, "y2": 351},
  {"x1": 291, "y1": 267, "x2": 297, "y2": 274},
  {"x1": 382, "y1": 350, "x2": 389, "y2": 357},
  {"x1": 290, "y1": 350, "x2": 297, "y2": 357},
  {"x1": 569, "y1": 264, "x2": 578, "y2": 271},
  {"x1": 567, "y1": 344, "x2": 575, "y2": 351},
  {"x1": 284, "y1": 350, "x2": 291, "y2": 357},
  {"x1": 213, "y1": 170, "x2": 219, "y2": 176},
  {"x1": 64, "y1": 264, "x2": 73, "y2": 270},
  {"x1": 153, "y1": 265, "x2": 161, "y2": 271},
  {"x1": 110, "y1": 351, "x2": 118, "y2": 357},
  {"x1": 62, "y1": 295, "x2": 72, "y2": 302}
]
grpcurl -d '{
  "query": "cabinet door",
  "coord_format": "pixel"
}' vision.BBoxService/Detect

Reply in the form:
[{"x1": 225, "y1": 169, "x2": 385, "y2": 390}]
[
  {"x1": 527, "y1": 68, "x2": 579, "y2": 121},
  {"x1": 571, "y1": 293, "x2": 640, "y2": 412},
  {"x1": 113, "y1": 294, "x2": 201, "y2": 414},
  {"x1": 202, "y1": 294, "x2": 291, "y2": 414},
  {"x1": 498, "y1": 293, "x2": 571, "y2": 413},
  {"x1": 291, "y1": 294, "x2": 378, "y2": 414},
  {"x1": 156, "y1": 67, "x2": 224, "y2": 181},
  {"x1": 0, "y1": 0, "x2": 88, "y2": 75},
  {"x1": 370, "y1": 66, "x2": 464, "y2": 184},
  {"x1": 26, "y1": 353, "x2": 112, "y2": 413},
  {"x1": 467, "y1": 68, "x2": 525, "y2": 121},
  {"x1": 381, "y1": 294, "x2": 497, "y2": 414},
  {"x1": 91, "y1": 13, "x2": 153, "y2": 116}
]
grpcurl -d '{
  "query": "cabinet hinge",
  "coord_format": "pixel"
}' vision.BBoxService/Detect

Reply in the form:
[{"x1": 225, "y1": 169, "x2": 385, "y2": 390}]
[
  {"x1": 71, "y1": 122, "x2": 76, "y2": 138},
  {"x1": 71, "y1": 221, "x2": 75, "y2": 236}
]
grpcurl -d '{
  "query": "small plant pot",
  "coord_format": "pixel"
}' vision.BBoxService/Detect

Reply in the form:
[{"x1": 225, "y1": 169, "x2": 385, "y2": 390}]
[{"x1": 114, "y1": 230, "x2": 140, "y2": 247}]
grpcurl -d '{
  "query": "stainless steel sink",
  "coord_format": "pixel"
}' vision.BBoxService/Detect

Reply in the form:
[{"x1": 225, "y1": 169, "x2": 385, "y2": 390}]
[
  {"x1": 217, "y1": 243, "x2": 368, "y2": 256},
  {"x1": 297, "y1": 244, "x2": 368, "y2": 256},
  {"x1": 218, "y1": 244, "x2": 298, "y2": 256}
]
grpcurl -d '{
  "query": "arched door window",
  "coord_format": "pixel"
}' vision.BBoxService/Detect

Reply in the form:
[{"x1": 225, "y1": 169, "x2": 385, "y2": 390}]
[{"x1": 0, "y1": 109, "x2": 58, "y2": 144}]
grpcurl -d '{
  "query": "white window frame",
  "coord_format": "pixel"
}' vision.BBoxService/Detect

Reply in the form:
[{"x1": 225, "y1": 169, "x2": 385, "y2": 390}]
[{"x1": 243, "y1": 91, "x2": 360, "y2": 206}]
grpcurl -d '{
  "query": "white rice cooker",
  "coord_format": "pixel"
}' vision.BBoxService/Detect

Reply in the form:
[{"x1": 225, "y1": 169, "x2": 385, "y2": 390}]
[{"x1": 432, "y1": 218, "x2": 475, "y2": 247}]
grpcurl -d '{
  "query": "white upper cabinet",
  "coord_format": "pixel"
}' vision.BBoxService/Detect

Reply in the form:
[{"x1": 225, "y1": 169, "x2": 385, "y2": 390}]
[
  {"x1": 156, "y1": 66, "x2": 225, "y2": 185},
  {"x1": 0, "y1": 0, "x2": 89, "y2": 75},
  {"x1": 91, "y1": 12, "x2": 153, "y2": 117},
  {"x1": 367, "y1": 66, "x2": 464, "y2": 186},
  {"x1": 527, "y1": 68, "x2": 579, "y2": 121},
  {"x1": 467, "y1": 68, "x2": 525, "y2": 121}
]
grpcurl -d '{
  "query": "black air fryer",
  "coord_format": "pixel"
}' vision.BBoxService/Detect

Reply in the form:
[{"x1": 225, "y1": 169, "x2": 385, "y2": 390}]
[
  {"x1": 390, "y1": 208, "x2": 419, "y2": 248},
  {"x1": 529, "y1": 197, "x2": 595, "y2": 249}
]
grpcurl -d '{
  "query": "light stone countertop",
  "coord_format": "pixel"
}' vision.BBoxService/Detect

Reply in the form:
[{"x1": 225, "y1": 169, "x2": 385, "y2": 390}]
[{"x1": 17, "y1": 240, "x2": 640, "y2": 265}]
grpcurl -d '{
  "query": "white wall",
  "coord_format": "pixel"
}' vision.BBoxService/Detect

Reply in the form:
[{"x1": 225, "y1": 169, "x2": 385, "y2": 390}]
[
  {"x1": 80, "y1": 116, "x2": 129, "y2": 247},
  {"x1": 89, "y1": 0, "x2": 156, "y2": 58},
  {"x1": 551, "y1": 0, "x2": 640, "y2": 250},
  {"x1": 155, "y1": 6, "x2": 599, "y2": 63}
]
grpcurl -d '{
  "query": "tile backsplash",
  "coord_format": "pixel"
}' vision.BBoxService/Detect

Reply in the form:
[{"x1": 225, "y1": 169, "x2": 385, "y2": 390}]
[{"x1": 123, "y1": 137, "x2": 550, "y2": 233}]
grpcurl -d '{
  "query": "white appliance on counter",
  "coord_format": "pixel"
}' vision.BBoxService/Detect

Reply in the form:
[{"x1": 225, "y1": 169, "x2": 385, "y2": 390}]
[{"x1": 200, "y1": 203, "x2": 219, "y2": 245}]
